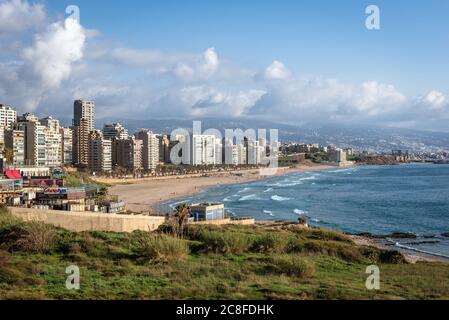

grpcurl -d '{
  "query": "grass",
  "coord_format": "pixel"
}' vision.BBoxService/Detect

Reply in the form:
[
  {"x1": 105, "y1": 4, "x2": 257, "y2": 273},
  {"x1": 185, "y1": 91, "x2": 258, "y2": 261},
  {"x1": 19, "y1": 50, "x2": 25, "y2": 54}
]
[{"x1": 1, "y1": 207, "x2": 448, "y2": 300}]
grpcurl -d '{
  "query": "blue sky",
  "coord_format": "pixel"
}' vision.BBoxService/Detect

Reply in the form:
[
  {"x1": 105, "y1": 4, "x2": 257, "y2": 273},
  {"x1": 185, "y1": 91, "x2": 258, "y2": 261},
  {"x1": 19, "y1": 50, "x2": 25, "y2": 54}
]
[
  {"x1": 1, "y1": 0, "x2": 449, "y2": 130},
  {"x1": 44, "y1": 0, "x2": 449, "y2": 95}
]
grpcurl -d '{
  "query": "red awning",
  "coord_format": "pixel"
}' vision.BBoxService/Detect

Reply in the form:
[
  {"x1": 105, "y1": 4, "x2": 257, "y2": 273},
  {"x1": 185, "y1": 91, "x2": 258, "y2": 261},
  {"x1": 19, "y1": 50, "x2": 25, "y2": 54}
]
[{"x1": 5, "y1": 169, "x2": 22, "y2": 180}]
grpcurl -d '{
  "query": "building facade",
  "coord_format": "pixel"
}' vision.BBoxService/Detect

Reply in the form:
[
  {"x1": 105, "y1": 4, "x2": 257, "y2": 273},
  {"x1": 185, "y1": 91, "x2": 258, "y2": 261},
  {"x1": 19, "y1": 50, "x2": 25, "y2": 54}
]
[
  {"x1": 60, "y1": 127, "x2": 73, "y2": 165},
  {"x1": 0, "y1": 104, "x2": 17, "y2": 129},
  {"x1": 113, "y1": 137, "x2": 143, "y2": 170},
  {"x1": 73, "y1": 100, "x2": 95, "y2": 167},
  {"x1": 16, "y1": 118, "x2": 46, "y2": 167},
  {"x1": 88, "y1": 131, "x2": 112, "y2": 173},
  {"x1": 136, "y1": 129, "x2": 159, "y2": 171},
  {"x1": 103, "y1": 123, "x2": 129, "y2": 141},
  {"x1": 191, "y1": 135, "x2": 216, "y2": 166},
  {"x1": 40, "y1": 117, "x2": 62, "y2": 167},
  {"x1": 73, "y1": 100, "x2": 95, "y2": 131},
  {"x1": 4, "y1": 128, "x2": 25, "y2": 166}
]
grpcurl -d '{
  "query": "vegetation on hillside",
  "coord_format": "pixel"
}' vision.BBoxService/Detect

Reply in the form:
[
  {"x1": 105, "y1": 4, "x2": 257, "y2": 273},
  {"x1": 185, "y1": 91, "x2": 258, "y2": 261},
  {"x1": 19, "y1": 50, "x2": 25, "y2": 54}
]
[
  {"x1": 306, "y1": 152, "x2": 330, "y2": 163},
  {"x1": 0, "y1": 207, "x2": 448, "y2": 300}
]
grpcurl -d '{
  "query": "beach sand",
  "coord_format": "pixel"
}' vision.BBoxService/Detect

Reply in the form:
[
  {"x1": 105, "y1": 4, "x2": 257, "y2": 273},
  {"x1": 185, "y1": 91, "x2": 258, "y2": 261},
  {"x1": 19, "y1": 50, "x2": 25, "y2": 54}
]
[{"x1": 104, "y1": 163, "x2": 333, "y2": 213}]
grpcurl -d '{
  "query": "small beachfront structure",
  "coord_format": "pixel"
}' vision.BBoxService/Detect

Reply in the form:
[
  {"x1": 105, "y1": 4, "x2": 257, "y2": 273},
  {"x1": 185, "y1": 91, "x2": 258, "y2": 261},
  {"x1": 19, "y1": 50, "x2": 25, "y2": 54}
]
[{"x1": 189, "y1": 203, "x2": 225, "y2": 222}]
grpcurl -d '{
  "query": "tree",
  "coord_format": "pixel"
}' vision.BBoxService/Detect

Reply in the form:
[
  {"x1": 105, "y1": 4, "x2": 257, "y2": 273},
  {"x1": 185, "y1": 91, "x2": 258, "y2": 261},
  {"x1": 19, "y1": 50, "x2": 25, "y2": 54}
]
[
  {"x1": 3, "y1": 148, "x2": 13, "y2": 165},
  {"x1": 174, "y1": 203, "x2": 190, "y2": 237}
]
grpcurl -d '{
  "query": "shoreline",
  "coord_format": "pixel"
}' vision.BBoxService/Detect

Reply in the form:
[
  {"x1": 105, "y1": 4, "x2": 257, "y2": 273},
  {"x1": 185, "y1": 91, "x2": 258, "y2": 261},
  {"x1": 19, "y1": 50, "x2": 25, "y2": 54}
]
[
  {"x1": 107, "y1": 163, "x2": 448, "y2": 264},
  {"x1": 106, "y1": 163, "x2": 335, "y2": 213},
  {"x1": 348, "y1": 234, "x2": 449, "y2": 263}
]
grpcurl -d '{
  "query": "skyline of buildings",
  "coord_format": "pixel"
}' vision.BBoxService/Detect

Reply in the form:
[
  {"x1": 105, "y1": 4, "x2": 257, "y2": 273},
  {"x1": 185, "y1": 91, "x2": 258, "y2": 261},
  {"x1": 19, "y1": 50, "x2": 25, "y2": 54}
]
[{"x1": 0, "y1": 99, "x2": 270, "y2": 174}]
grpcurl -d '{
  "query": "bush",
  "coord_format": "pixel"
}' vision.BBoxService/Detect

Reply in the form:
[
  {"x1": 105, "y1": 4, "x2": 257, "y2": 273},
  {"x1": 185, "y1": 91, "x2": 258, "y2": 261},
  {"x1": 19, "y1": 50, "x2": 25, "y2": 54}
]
[
  {"x1": 8, "y1": 222, "x2": 57, "y2": 253},
  {"x1": 286, "y1": 239, "x2": 362, "y2": 262},
  {"x1": 360, "y1": 247, "x2": 407, "y2": 264},
  {"x1": 289, "y1": 227, "x2": 352, "y2": 243},
  {"x1": 195, "y1": 230, "x2": 253, "y2": 254},
  {"x1": 134, "y1": 234, "x2": 189, "y2": 263},
  {"x1": 379, "y1": 250, "x2": 407, "y2": 264},
  {"x1": 251, "y1": 233, "x2": 287, "y2": 253},
  {"x1": 266, "y1": 255, "x2": 316, "y2": 278}
]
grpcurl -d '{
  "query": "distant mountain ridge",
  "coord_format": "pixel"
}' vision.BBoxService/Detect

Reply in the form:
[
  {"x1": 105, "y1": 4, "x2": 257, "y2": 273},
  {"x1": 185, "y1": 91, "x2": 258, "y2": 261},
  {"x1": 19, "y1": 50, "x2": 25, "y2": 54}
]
[{"x1": 59, "y1": 116, "x2": 449, "y2": 152}]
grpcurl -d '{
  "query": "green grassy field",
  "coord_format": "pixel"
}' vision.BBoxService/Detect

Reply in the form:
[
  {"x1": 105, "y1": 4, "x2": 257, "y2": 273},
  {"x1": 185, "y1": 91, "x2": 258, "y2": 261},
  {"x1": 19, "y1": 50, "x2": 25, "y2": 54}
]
[{"x1": 1, "y1": 208, "x2": 448, "y2": 300}]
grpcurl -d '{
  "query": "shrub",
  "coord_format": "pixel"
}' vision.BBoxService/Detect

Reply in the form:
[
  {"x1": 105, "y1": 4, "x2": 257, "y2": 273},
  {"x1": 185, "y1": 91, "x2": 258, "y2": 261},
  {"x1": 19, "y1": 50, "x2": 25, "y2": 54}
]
[
  {"x1": 266, "y1": 255, "x2": 316, "y2": 278},
  {"x1": 251, "y1": 233, "x2": 287, "y2": 253},
  {"x1": 378, "y1": 250, "x2": 407, "y2": 264},
  {"x1": 10, "y1": 222, "x2": 57, "y2": 253},
  {"x1": 360, "y1": 247, "x2": 407, "y2": 264},
  {"x1": 286, "y1": 239, "x2": 362, "y2": 262},
  {"x1": 195, "y1": 230, "x2": 253, "y2": 254},
  {"x1": 134, "y1": 234, "x2": 189, "y2": 263}
]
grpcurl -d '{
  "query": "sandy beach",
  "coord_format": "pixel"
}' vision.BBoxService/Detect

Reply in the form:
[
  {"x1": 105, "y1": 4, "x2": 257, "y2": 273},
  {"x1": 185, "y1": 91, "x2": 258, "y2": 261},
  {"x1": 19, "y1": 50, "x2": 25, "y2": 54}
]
[{"x1": 104, "y1": 163, "x2": 333, "y2": 213}]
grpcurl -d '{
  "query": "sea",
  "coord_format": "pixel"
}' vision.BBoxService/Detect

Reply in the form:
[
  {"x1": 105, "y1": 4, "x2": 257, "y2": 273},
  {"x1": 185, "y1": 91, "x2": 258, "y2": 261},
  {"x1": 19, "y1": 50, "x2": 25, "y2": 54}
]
[{"x1": 168, "y1": 163, "x2": 449, "y2": 258}]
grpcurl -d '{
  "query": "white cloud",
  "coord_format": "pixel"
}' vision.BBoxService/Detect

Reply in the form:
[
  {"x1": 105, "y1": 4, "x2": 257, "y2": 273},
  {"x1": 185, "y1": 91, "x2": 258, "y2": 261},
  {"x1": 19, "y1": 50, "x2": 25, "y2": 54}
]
[
  {"x1": 159, "y1": 86, "x2": 265, "y2": 118},
  {"x1": 0, "y1": 0, "x2": 45, "y2": 34},
  {"x1": 172, "y1": 47, "x2": 219, "y2": 82},
  {"x1": 261, "y1": 60, "x2": 291, "y2": 80},
  {"x1": 249, "y1": 76, "x2": 407, "y2": 122},
  {"x1": 415, "y1": 90, "x2": 447, "y2": 110},
  {"x1": 21, "y1": 18, "x2": 86, "y2": 89}
]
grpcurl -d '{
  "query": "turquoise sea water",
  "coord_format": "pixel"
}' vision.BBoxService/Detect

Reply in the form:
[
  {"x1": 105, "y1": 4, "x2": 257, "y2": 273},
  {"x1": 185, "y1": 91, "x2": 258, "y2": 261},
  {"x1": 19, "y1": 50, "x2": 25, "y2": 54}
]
[{"x1": 168, "y1": 164, "x2": 449, "y2": 258}]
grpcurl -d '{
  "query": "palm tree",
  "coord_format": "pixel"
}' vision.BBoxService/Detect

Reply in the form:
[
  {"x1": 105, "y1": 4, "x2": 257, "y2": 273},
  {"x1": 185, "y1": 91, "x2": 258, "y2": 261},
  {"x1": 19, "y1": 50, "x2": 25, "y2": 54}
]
[{"x1": 174, "y1": 203, "x2": 190, "y2": 237}]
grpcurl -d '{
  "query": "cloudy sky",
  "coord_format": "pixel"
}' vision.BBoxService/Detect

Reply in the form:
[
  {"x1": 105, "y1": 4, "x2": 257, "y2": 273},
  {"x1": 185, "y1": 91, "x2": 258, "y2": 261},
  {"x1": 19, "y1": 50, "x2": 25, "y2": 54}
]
[{"x1": 1, "y1": 0, "x2": 449, "y2": 131}]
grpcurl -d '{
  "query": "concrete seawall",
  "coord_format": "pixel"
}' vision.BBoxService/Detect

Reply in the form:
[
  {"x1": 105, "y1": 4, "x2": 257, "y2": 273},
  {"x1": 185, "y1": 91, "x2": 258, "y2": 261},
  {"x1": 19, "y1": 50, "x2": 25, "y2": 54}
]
[{"x1": 9, "y1": 207, "x2": 166, "y2": 233}]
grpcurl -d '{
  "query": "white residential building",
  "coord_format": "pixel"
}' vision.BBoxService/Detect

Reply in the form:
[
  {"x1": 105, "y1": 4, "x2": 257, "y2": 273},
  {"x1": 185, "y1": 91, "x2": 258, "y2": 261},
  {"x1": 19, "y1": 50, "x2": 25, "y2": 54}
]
[
  {"x1": 40, "y1": 117, "x2": 62, "y2": 167},
  {"x1": 247, "y1": 140, "x2": 264, "y2": 165},
  {"x1": 191, "y1": 135, "x2": 216, "y2": 166},
  {"x1": 0, "y1": 104, "x2": 17, "y2": 129},
  {"x1": 237, "y1": 144, "x2": 247, "y2": 165},
  {"x1": 60, "y1": 127, "x2": 73, "y2": 165}
]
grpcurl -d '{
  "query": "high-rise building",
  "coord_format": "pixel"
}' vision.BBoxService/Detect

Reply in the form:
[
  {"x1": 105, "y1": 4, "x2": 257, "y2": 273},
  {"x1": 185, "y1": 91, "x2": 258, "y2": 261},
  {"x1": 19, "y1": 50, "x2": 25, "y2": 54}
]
[
  {"x1": 4, "y1": 127, "x2": 25, "y2": 166},
  {"x1": 103, "y1": 123, "x2": 129, "y2": 141},
  {"x1": 329, "y1": 149, "x2": 347, "y2": 164},
  {"x1": 113, "y1": 137, "x2": 143, "y2": 170},
  {"x1": 237, "y1": 143, "x2": 247, "y2": 165},
  {"x1": 247, "y1": 140, "x2": 264, "y2": 165},
  {"x1": 136, "y1": 129, "x2": 159, "y2": 171},
  {"x1": 0, "y1": 104, "x2": 17, "y2": 129},
  {"x1": 60, "y1": 127, "x2": 73, "y2": 165},
  {"x1": 215, "y1": 139, "x2": 222, "y2": 165},
  {"x1": 88, "y1": 131, "x2": 112, "y2": 173},
  {"x1": 16, "y1": 115, "x2": 46, "y2": 167},
  {"x1": 40, "y1": 117, "x2": 62, "y2": 167},
  {"x1": 73, "y1": 100, "x2": 95, "y2": 131},
  {"x1": 157, "y1": 135, "x2": 170, "y2": 163},
  {"x1": 191, "y1": 135, "x2": 216, "y2": 166},
  {"x1": 73, "y1": 100, "x2": 95, "y2": 167},
  {"x1": 72, "y1": 119, "x2": 90, "y2": 166}
]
